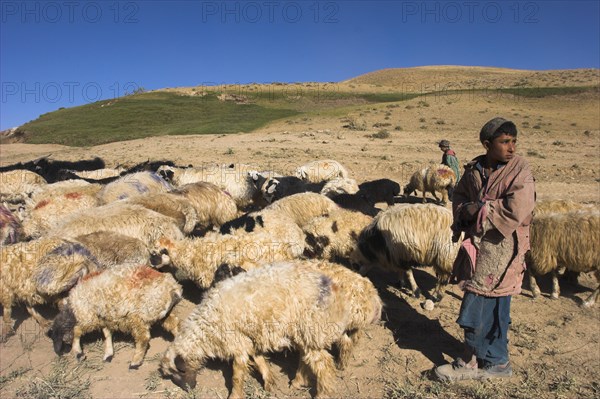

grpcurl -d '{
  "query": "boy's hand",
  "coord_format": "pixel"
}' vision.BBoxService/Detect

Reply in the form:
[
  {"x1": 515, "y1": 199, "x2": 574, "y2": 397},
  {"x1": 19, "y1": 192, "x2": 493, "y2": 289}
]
[{"x1": 460, "y1": 202, "x2": 482, "y2": 222}]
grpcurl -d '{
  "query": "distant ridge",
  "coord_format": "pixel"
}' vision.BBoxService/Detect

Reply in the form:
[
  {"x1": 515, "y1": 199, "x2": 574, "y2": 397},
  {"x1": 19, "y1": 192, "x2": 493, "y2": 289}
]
[{"x1": 344, "y1": 66, "x2": 599, "y2": 90}]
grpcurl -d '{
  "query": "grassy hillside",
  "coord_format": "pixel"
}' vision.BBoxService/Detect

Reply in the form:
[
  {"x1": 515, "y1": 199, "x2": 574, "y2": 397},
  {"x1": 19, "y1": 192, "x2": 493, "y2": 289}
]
[
  {"x1": 14, "y1": 92, "x2": 300, "y2": 147},
  {"x1": 8, "y1": 67, "x2": 598, "y2": 147}
]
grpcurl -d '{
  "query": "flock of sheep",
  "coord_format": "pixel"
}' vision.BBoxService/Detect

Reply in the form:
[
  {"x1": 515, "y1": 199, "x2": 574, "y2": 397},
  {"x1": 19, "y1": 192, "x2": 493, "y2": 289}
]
[{"x1": 0, "y1": 155, "x2": 598, "y2": 398}]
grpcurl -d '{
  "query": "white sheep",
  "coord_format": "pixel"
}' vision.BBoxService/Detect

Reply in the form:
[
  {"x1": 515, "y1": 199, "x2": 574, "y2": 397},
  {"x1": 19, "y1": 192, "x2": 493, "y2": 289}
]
[
  {"x1": 0, "y1": 237, "x2": 102, "y2": 340},
  {"x1": 49, "y1": 264, "x2": 182, "y2": 368},
  {"x1": 320, "y1": 177, "x2": 360, "y2": 197},
  {"x1": 535, "y1": 199, "x2": 597, "y2": 216},
  {"x1": 171, "y1": 181, "x2": 239, "y2": 232},
  {"x1": 0, "y1": 169, "x2": 47, "y2": 203},
  {"x1": 351, "y1": 203, "x2": 461, "y2": 300},
  {"x1": 263, "y1": 192, "x2": 339, "y2": 228},
  {"x1": 125, "y1": 192, "x2": 199, "y2": 234},
  {"x1": 152, "y1": 214, "x2": 305, "y2": 288},
  {"x1": 303, "y1": 208, "x2": 373, "y2": 264},
  {"x1": 50, "y1": 202, "x2": 185, "y2": 247},
  {"x1": 403, "y1": 164, "x2": 456, "y2": 205},
  {"x1": 295, "y1": 159, "x2": 349, "y2": 183},
  {"x1": 159, "y1": 260, "x2": 380, "y2": 398},
  {"x1": 158, "y1": 164, "x2": 264, "y2": 210},
  {"x1": 527, "y1": 210, "x2": 600, "y2": 307},
  {"x1": 72, "y1": 167, "x2": 125, "y2": 180},
  {"x1": 97, "y1": 171, "x2": 172, "y2": 204}
]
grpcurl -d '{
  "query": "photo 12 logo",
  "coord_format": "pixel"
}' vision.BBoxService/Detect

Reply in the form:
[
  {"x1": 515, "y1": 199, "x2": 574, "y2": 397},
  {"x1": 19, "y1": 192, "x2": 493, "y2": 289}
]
[
  {"x1": 1, "y1": 81, "x2": 142, "y2": 104},
  {"x1": 200, "y1": 1, "x2": 340, "y2": 23},
  {"x1": 1, "y1": 1, "x2": 140, "y2": 23},
  {"x1": 400, "y1": 1, "x2": 540, "y2": 23}
]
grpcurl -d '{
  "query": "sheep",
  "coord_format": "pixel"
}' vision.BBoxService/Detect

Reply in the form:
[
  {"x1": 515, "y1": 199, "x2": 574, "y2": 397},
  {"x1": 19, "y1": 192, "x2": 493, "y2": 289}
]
[
  {"x1": 219, "y1": 192, "x2": 339, "y2": 236},
  {"x1": 0, "y1": 169, "x2": 47, "y2": 203},
  {"x1": 263, "y1": 192, "x2": 339, "y2": 228},
  {"x1": 0, "y1": 203, "x2": 23, "y2": 244},
  {"x1": 320, "y1": 177, "x2": 360, "y2": 197},
  {"x1": 49, "y1": 264, "x2": 182, "y2": 368},
  {"x1": 351, "y1": 204, "x2": 461, "y2": 300},
  {"x1": 125, "y1": 193, "x2": 199, "y2": 234},
  {"x1": 535, "y1": 199, "x2": 597, "y2": 216},
  {"x1": 358, "y1": 178, "x2": 401, "y2": 206},
  {"x1": 20, "y1": 183, "x2": 102, "y2": 238},
  {"x1": 72, "y1": 167, "x2": 125, "y2": 180},
  {"x1": 256, "y1": 175, "x2": 325, "y2": 204},
  {"x1": 292, "y1": 259, "x2": 382, "y2": 372},
  {"x1": 73, "y1": 231, "x2": 159, "y2": 268},
  {"x1": 294, "y1": 159, "x2": 349, "y2": 183},
  {"x1": 159, "y1": 260, "x2": 380, "y2": 398},
  {"x1": 0, "y1": 156, "x2": 105, "y2": 183},
  {"x1": 151, "y1": 215, "x2": 305, "y2": 288},
  {"x1": 97, "y1": 171, "x2": 173, "y2": 204},
  {"x1": 303, "y1": 208, "x2": 374, "y2": 265},
  {"x1": 526, "y1": 210, "x2": 600, "y2": 307},
  {"x1": 403, "y1": 164, "x2": 456, "y2": 205},
  {"x1": 158, "y1": 164, "x2": 265, "y2": 210},
  {"x1": 0, "y1": 237, "x2": 102, "y2": 340},
  {"x1": 171, "y1": 182, "x2": 239, "y2": 233},
  {"x1": 50, "y1": 202, "x2": 185, "y2": 247}
]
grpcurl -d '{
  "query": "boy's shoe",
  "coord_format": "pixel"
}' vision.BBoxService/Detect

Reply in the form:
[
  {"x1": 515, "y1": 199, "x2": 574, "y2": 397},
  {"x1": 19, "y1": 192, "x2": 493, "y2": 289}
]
[
  {"x1": 480, "y1": 362, "x2": 513, "y2": 379},
  {"x1": 434, "y1": 358, "x2": 482, "y2": 382}
]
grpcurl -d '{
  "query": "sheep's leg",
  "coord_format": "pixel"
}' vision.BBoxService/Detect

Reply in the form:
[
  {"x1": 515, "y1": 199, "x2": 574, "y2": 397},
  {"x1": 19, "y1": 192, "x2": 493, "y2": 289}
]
[
  {"x1": 337, "y1": 329, "x2": 362, "y2": 370},
  {"x1": 421, "y1": 190, "x2": 427, "y2": 203},
  {"x1": 582, "y1": 270, "x2": 600, "y2": 308},
  {"x1": 252, "y1": 354, "x2": 274, "y2": 392},
  {"x1": 430, "y1": 189, "x2": 440, "y2": 203},
  {"x1": 129, "y1": 325, "x2": 150, "y2": 369},
  {"x1": 528, "y1": 270, "x2": 542, "y2": 298},
  {"x1": 434, "y1": 272, "x2": 450, "y2": 301},
  {"x1": 161, "y1": 312, "x2": 180, "y2": 336},
  {"x1": 358, "y1": 263, "x2": 374, "y2": 276},
  {"x1": 25, "y1": 305, "x2": 49, "y2": 331},
  {"x1": 230, "y1": 355, "x2": 249, "y2": 399},
  {"x1": 440, "y1": 189, "x2": 448, "y2": 205},
  {"x1": 404, "y1": 268, "x2": 421, "y2": 298},
  {"x1": 102, "y1": 328, "x2": 114, "y2": 362},
  {"x1": 551, "y1": 270, "x2": 560, "y2": 300},
  {"x1": 303, "y1": 349, "x2": 336, "y2": 399},
  {"x1": 71, "y1": 326, "x2": 85, "y2": 360},
  {"x1": 1, "y1": 301, "x2": 15, "y2": 341},
  {"x1": 291, "y1": 350, "x2": 312, "y2": 389}
]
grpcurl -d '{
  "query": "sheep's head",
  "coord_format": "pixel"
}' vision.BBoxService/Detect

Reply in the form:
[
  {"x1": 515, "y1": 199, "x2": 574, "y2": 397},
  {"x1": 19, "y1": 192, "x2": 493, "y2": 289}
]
[
  {"x1": 150, "y1": 248, "x2": 170, "y2": 269},
  {"x1": 294, "y1": 166, "x2": 308, "y2": 180},
  {"x1": 260, "y1": 178, "x2": 279, "y2": 204},
  {"x1": 160, "y1": 351, "x2": 198, "y2": 391},
  {"x1": 48, "y1": 301, "x2": 77, "y2": 354},
  {"x1": 156, "y1": 165, "x2": 175, "y2": 183}
]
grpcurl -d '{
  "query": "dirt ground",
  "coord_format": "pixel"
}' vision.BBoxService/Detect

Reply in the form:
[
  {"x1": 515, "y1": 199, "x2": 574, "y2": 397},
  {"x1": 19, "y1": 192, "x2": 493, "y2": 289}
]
[{"x1": 0, "y1": 86, "x2": 599, "y2": 398}]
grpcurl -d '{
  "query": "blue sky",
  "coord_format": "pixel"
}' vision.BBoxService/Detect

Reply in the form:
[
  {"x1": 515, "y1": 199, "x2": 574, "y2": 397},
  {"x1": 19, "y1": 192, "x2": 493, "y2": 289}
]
[{"x1": 1, "y1": 0, "x2": 599, "y2": 130}]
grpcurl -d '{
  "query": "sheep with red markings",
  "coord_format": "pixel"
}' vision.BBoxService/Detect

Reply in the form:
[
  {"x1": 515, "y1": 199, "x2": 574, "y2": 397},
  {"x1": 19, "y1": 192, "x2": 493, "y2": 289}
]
[
  {"x1": 49, "y1": 264, "x2": 182, "y2": 368},
  {"x1": 403, "y1": 164, "x2": 456, "y2": 205},
  {"x1": 0, "y1": 237, "x2": 102, "y2": 341},
  {"x1": 159, "y1": 260, "x2": 380, "y2": 398},
  {"x1": 351, "y1": 204, "x2": 461, "y2": 300},
  {"x1": 527, "y1": 210, "x2": 600, "y2": 307},
  {"x1": 20, "y1": 182, "x2": 102, "y2": 238}
]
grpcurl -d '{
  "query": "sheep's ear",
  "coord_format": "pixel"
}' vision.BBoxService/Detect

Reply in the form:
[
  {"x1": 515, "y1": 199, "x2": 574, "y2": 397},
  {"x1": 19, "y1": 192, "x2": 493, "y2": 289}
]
[
  {"x1": 174, "y1": 355, "x2": 187, "y2": 373},
  {"x1": 266, "y1": 179, "x2": 279, "y2": 194},
  {"x1": 299, "y1": 169, "x2": 308, "y2": 179}
]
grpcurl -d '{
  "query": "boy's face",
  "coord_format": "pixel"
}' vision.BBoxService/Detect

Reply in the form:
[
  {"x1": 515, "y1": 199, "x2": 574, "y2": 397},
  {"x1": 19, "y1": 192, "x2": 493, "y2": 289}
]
[{"x1": 484, "y1": 133, "x2": 517, "y2": 163}]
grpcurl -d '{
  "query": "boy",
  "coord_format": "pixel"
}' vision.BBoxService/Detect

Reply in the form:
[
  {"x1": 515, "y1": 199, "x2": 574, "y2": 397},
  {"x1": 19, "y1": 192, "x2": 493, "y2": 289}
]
[{"x1": 434, "y1": 117, "x2": 536, "y2": 381}]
